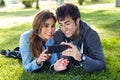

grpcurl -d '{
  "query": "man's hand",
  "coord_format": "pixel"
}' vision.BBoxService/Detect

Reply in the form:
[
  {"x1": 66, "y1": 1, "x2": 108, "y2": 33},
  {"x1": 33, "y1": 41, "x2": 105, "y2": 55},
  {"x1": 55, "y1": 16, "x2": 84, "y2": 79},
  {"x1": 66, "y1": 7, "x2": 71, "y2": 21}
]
[
  {"x1": 62, "y1": 43, "x2": 82, "y2": 61},
  {"x1": 53, "y1": 58, "x2": 69, "y2": 72}
]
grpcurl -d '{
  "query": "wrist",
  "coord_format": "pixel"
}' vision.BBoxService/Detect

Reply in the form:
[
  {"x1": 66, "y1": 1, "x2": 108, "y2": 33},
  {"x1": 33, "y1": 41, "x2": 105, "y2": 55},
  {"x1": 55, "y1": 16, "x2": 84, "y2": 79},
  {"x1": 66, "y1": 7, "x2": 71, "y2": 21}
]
[
  {"x1": 52, "y1": 65, "x2": 56, "y2": 71},
  {"x1": 50, "y1": 65, "x2": 57, "y2": 74},
  {"x1": 75, "y1": 52, "x2": 82, "y2": 61},
  {"x1": 80, "y1": 54, "x2": 86, "y2": 62},
  {"x1": 75, "y1": 54, "x2": 86, "y2": 66},
  {"x1": 36, "y1": 58, "x2": 42, "y2": 66},
  {"x1": 53, "y1": 65, "x2": 58, "y2": 72}
]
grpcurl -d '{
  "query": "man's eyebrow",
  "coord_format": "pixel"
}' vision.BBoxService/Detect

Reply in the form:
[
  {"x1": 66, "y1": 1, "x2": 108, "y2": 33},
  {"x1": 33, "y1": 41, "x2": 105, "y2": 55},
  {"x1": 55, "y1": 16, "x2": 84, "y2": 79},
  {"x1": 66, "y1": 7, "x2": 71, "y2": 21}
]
[
  {"x1": 59, "y1": 20, "x2": 70, "y2": 24},
  {"x1": 64, "y1": 21, "x2": 70, "y2": 24}
]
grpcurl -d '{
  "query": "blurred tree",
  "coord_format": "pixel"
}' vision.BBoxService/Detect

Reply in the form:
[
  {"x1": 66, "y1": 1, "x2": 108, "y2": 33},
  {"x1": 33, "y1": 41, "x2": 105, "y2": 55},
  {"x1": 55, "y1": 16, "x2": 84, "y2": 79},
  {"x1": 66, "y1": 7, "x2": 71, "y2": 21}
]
[
  {"x1": 36, "y1": 0, "x2": 39, "y2": 9},
  {"x1": 91, "y1": 0, "x2": 99, "y2": 1},
  {"x1": 116, "y1": 0, "x2": 120, "y2": 7},
  {"x1": 58, "y1": 0, "x2": 64, "y2": 6},
  {"x1": 0, "y1": 0, "x2": 5, "y2": 7},
  {"x1": 78, "y1": 0, "x2": 84, "y2": 5},
  {"x1": 21, "y1": 0, "x2": 35, "y2": 8}
]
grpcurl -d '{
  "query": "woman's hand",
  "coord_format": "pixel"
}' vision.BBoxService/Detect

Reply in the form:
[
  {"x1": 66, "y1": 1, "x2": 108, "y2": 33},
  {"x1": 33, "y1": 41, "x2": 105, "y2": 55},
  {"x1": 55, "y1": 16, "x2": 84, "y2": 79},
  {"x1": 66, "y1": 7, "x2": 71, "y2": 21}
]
[
  {"x1": 53, "y1": 58, "x2": 69, "y2": 72},
  {"x1": 36, "y1": 49, "x2": 51, "y2": 64}
]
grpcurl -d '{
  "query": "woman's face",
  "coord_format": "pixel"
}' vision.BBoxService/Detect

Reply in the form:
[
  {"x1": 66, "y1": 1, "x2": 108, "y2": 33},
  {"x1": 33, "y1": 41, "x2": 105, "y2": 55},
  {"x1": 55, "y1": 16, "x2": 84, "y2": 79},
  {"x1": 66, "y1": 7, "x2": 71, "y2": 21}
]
[{"x1": 38, "y1": 18, "x2": 56, "y2": 41}]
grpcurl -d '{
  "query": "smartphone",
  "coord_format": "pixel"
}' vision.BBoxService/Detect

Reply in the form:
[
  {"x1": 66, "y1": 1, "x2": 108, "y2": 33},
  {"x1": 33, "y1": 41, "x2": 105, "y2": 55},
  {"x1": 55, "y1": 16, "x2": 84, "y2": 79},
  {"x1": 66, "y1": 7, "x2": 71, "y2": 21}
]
[{"x1": 46, "y1": 44, "x2": 69, "y2": 53}]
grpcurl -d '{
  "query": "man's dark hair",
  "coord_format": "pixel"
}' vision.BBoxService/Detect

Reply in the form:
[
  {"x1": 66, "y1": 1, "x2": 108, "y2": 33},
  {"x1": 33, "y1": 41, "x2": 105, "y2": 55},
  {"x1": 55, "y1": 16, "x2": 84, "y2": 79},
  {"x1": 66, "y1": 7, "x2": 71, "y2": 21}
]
[{"x1": 56, "y1": 3, "x2": 80, "y2": 21}]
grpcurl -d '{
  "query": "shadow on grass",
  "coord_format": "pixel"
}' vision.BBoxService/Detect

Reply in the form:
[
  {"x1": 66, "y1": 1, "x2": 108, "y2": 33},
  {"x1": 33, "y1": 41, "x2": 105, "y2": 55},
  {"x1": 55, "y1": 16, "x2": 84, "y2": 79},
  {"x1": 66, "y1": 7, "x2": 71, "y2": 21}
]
[
  {"x1": 81, "y1": 9, "x2": 120, "y2": 29},
  {"x1": 101, "y1": 20, "x2": 120, "y2": 33},
  {"x1": 81, "y1": 9, "x2": 120, "y2": 22},
  {"x1": 81, "y1": 9, "x2": 120, "y2": 37}
]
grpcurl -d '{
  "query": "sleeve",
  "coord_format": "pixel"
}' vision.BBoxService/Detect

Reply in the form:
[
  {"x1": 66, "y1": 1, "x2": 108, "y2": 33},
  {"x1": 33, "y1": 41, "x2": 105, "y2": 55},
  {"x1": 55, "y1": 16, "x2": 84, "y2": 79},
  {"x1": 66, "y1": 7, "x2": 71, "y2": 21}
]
[
  {"x1": 19, "y1": 32, "x2": 43, "y2": 72},
  {"x1": 80, "y1": 30, "x2": 106, "y2": 73},
  {"x1": 46, "y1": 37, "x2": 58, "y2": 73}
]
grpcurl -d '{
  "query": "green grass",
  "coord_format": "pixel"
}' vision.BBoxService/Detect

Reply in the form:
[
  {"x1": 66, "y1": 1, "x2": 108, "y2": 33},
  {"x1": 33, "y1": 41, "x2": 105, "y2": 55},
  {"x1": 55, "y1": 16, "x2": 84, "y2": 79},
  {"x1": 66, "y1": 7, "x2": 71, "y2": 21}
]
[{"x1": 0, "y1": 2, "x2": 120, "y2": 80}]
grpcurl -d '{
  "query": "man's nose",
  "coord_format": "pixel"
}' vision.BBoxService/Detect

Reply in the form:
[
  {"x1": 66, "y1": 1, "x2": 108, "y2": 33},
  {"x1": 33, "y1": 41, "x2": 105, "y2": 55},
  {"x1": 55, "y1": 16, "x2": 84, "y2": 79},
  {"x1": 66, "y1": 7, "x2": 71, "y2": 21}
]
[{"x1": 62, "y1": 25, "x2": 68, "y2": 31}]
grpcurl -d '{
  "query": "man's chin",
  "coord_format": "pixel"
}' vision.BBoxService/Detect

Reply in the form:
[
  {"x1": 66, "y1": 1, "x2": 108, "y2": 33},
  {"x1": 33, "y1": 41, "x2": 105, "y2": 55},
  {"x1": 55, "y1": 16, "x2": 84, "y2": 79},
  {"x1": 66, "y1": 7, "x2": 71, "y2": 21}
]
[{"x1": 65, "y1": 35, "x2": 71, "y2": 38}]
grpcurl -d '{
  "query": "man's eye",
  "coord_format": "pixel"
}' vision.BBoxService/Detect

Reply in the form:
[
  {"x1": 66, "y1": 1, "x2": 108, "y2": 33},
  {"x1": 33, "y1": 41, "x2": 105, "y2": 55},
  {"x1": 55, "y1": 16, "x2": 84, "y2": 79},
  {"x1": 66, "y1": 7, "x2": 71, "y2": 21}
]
[
  {"x1": 59, "y1": 25, "x2": 62, "y2": 27},
  {"x1": 66, "y1": 23, "x2": 70, "y2": 25}
]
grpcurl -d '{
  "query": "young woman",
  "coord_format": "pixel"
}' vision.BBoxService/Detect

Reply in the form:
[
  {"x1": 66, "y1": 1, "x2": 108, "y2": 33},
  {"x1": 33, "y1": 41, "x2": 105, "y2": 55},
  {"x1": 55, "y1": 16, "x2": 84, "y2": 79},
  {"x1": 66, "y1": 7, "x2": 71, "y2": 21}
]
[{"x1": 19, "y1": 10, "x2": 56, "y2": 72}]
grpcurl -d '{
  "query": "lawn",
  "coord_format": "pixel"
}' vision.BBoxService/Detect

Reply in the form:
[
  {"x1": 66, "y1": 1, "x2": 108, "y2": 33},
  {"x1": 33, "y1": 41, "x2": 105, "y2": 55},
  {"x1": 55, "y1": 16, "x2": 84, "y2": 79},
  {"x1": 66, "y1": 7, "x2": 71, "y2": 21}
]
[{"x1": 0, "y1": 2, "x2": 120, "y2": 80}]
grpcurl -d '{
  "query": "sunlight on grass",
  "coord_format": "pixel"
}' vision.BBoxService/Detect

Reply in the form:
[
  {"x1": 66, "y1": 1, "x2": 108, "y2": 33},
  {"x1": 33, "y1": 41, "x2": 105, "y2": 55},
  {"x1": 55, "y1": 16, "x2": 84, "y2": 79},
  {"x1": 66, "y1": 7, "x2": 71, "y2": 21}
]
[
  {"x1": 0, "y1": 8, "x2": 39, "y2": 28},
  {"x1": 84, "y1": 3, "x2": 115, "y2": 10},
  {"x1": 0, "y1": 16, "x2": 33, "y2": 28}
]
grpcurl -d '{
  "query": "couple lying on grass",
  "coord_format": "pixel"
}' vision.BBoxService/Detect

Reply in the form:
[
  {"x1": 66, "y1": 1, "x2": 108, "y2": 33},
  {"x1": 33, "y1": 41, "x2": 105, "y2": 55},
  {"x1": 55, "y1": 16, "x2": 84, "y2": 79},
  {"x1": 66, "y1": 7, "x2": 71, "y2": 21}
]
[{"x1": 19, "y1": 3, "x2": 106, "y2": 74}]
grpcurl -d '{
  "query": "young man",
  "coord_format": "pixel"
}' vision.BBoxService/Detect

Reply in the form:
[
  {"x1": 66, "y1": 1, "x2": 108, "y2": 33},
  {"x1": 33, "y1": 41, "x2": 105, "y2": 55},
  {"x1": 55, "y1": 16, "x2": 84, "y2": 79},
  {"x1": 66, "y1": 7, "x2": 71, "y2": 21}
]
[{"x1": 47, "y1": 3, "x2": 106, "y2": 73}]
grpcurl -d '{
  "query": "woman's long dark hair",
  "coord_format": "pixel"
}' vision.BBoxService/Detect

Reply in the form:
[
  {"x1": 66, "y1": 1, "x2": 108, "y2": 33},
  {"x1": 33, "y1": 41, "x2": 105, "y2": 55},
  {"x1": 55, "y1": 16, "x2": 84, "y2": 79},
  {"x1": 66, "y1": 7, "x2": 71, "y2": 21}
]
[{"x1": 29, "y1": 10, "x2": 56, "y2": 58}]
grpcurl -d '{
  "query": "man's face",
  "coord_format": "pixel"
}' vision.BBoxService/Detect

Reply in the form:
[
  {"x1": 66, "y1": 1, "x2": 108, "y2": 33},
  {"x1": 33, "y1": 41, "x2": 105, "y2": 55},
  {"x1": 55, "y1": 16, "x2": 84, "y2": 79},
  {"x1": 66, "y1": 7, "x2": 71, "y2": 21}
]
[{"x1": 59, "y1": 16, "x2": 79, "y2": 38}]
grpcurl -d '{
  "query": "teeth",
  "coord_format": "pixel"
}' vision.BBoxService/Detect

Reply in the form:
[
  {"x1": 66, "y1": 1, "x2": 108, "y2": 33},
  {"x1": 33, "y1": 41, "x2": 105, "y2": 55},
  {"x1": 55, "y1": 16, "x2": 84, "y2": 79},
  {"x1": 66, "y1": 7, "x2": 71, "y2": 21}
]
[{"x1": 66, "y1": 31, "x2": 69, "y2": 34}]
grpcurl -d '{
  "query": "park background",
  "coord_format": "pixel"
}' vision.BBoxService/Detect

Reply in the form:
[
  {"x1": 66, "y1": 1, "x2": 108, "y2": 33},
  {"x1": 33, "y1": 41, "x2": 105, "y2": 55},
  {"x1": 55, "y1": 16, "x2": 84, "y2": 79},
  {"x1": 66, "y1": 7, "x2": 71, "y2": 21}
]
[{"x1": 0, "y1": 0, "x2": 120, "y2": 80}]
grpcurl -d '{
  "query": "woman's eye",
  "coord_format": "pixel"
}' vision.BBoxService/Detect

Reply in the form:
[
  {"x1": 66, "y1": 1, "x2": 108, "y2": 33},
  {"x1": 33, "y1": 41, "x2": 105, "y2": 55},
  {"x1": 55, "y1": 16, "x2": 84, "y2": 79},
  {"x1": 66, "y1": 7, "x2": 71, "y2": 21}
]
[
  {"x1": 52, "y1": 25, "x2": 55, "y2": 28},
  {"x1": 45, "y1": 24, "x2": 49, "y2": 27}
]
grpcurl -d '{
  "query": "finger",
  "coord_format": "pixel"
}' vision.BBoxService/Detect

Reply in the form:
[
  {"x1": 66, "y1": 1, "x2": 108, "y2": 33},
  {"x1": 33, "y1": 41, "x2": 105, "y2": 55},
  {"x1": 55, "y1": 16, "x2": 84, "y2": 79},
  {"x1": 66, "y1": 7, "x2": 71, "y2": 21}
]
[
  {"x1": 44, "y1": 54, "x2": 51, "y2": 59},
  {"x1": 66, "y1": 43, "x2": 76, "y2": 48},
  {"x1": 40, "y1": 54, "x2": 46, "y2": 58},
  {"x1": 46, "y1": 54, "x2": 51, "y2": 59},
  {"x1": 63, "y1": 62, "x2": 68, "y2": 67},
  {"x1": 62, "y1": 50, "x2": 71, "y2": 56},
  {"x1": 62, "y1": 61, "x2": 69, "y2": 67},
  {"x1": 64, "y1": 59, "x2": 69, "y2": 62},
  {"x1": 60, "y1": 42, "x2": 67, "y2": 45},
  {"x1": 42, "y1": 53, "x2": 50, "y2": 57},
  {"x1": 57, "y1": 58, "x2": 64, "y2": 63},
  {"x1": 42, "y1": 48, "x2": 48, "y2": 54},
  {"x1": 62, "y1": 52, "x2": 68, "y2": 56},
  {"x1": 41, "y1": 57, "x2": 48, "y2": 61},
  {"x1": 65, "y1": 48, "x2": 73, "y2": 52},
  {"x1": 64, "y1": 59, "x2": 69, "y2": 64},
  {"x1": 40, "y1": 53, "x2": 49, "y2": 58},
  {"x1": 47, "y1": 54, "x2": 51, "y2": 56},
  {"x1": 62, "y1": 52, "x2": 69, "y2": 56}
]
